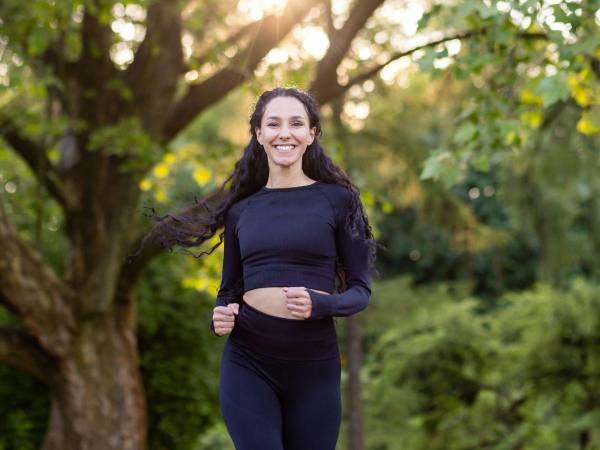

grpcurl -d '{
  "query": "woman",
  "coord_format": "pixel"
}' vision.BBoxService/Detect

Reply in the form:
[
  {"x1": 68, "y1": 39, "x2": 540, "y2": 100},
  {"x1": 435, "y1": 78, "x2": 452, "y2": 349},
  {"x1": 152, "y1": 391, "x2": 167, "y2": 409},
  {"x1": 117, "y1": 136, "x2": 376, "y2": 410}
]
[{"x1": 142, "y1": 87, "x2": 378, "y2": 449}]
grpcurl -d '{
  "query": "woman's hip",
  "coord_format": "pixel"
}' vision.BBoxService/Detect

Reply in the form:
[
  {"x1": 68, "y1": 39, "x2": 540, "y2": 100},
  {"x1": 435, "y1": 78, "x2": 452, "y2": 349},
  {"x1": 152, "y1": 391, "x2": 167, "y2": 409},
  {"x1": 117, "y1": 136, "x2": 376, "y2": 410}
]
[{"x1": 229, "y1": 299, "x2": 340, "y2": 361}]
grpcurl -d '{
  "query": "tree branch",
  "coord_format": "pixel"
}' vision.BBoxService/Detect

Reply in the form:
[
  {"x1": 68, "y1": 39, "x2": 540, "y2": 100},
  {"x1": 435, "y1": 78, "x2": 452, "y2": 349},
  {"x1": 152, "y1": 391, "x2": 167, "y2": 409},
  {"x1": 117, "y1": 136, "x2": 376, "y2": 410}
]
[
  {"x1": 79, "y1": 1, "x2": 117, "y2": 78},
  {"x1": 0, "y1": 196, "x2": 74, "y2": 356},
  {"x1": 162, "y1": 0, "x2": 324, "y2": 141},
  {"x1": 76, "y1": 0, "x2": 120, "y2": 127},
  {"x1": 0, "y1": 116, "x2": 69, "y2": 209},
  {"x1": 309, "y1": 0, "x2": 387, "y2": 100},
  {"x1": 323, "y1": 0, "x2": 336, "y2": 38},
  {"x1": 125, "y1": 0, "x2": 185, "y2": 135},
  {"x1": 0, "y1": 292, "x2": 20, "y2": 318},
  {"x1": 190, "y1": 14, "x2": 257, "y2": 67},
  {"x1": 40, "y1": 36, "x2": 79, "y2": 109},
  {"x1": 328, "y1": 30, "x2": 548, "y2": 104},
  {"x1": 0, "y1": 327, "x2": 57, "y2": 383}
]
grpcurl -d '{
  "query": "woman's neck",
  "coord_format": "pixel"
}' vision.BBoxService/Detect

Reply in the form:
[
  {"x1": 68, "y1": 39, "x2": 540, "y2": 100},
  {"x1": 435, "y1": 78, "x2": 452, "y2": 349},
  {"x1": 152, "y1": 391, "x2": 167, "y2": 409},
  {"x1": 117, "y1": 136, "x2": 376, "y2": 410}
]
[{"x1": 265, "y1": 175, "x2": 316, "y2": 189}]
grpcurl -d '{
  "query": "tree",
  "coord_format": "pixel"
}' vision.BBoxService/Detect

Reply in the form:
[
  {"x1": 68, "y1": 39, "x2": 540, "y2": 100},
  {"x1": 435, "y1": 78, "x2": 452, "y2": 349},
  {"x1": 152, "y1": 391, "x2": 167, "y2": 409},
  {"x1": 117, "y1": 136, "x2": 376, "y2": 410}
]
[{"x1": 0, "y1": 0, "x2": 396, "y2": 448}]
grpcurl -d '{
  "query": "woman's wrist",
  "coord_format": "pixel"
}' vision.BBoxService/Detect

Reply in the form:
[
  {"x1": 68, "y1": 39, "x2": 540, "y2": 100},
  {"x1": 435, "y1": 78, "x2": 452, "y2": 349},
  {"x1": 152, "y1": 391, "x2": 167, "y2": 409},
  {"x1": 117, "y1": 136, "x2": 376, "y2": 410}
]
[{"x1": 306, "y1": 288, "x2": 335, "y2": 319}]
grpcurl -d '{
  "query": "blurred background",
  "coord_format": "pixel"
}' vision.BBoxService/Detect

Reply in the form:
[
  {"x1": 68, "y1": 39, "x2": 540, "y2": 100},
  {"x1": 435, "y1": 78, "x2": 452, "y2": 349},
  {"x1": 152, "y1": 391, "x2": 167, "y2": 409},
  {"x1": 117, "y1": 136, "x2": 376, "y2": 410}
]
[{"x1": 1, "y1": 0, "x2": 600, "y2": 449}]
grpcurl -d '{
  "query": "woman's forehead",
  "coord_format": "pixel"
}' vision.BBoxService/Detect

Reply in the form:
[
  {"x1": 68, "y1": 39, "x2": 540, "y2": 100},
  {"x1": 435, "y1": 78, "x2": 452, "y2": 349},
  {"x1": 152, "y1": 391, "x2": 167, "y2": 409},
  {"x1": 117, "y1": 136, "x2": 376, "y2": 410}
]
[{"x1": 263, "y1": 96, "x2": 308, "y2": 120}]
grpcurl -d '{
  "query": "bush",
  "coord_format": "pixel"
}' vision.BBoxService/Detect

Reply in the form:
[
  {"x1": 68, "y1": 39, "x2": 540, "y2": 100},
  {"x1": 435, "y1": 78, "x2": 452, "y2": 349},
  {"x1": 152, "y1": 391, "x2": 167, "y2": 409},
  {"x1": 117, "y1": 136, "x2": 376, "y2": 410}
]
[{"x1": 362, "y1": 277, "x2": 600, "y2": 450}]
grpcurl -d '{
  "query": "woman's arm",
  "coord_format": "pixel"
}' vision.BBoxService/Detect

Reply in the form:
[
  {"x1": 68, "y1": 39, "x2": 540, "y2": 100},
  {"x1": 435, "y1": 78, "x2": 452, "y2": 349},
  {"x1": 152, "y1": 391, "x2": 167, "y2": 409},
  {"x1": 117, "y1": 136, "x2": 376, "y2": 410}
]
[
  {"x1": 307, "y1": 187, "x2": 371, "y2": 319},
  {"x1": 209, "y1": 206, "x2": 244, "y2": 335}
]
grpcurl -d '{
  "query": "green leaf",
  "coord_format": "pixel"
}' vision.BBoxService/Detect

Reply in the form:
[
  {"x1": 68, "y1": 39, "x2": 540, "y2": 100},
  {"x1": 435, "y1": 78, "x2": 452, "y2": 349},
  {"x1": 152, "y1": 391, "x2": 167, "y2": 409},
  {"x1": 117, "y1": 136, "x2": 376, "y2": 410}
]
[
  {"x1": 420, "y1": 149, "x2": 462, "y2": 187},
  {"x1": 420, "y1": 154, "x2": 443, "y2": 180},
  {"x1": 470, "y1": 153, "x2": 490, "y2": 172},
  {"x1": 453, "y1": 122, "x2": 478, "y2": 145},
  {"x1": 476, "y1": 3, "x2": 497, "y2": 19},
  {"x1": 534, "y1": 74, "x2": 569, "y2": 107},
  {"x1": 551, "y1": 4, "x2": 571, "y2": 24},
  {"x1": 417, "y1": 4, "x2": 442, "y2": 31},
  {"x1": 571, "y1": 34, "x2": 600, "y2": 54},
  {"x1": 417, "y1": 47, "x2": 438, "y2": 72}
]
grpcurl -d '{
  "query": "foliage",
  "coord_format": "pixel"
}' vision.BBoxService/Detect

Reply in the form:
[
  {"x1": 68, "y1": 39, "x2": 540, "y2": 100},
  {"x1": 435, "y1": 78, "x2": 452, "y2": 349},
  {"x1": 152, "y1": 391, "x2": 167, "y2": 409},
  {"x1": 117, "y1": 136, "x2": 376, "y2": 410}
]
[
  {"x1": 0, "y1": 310, "x2": 50, "y2": 450},
  {"x1": 361, "y1": 276, "x2": 600, "y2": 450},
  {"x1": 88, "y1": 116, "x2": 162, "y2": 172},
  {"x1": 0, "y1": 140, "x2": 67, "y2": 275},
  {"x1": 136, "y1": 252, "x2": 226, "y2": 450},
  {"x1": 416, "y1": 0, "x2": 600, "y2": 185}
]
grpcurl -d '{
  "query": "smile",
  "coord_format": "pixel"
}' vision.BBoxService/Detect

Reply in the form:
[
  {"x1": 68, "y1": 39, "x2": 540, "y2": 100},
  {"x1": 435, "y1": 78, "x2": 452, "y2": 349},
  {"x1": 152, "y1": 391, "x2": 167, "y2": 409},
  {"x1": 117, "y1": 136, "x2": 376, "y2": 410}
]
[{"x1": 274, "y1": 145, "x2": 296, "y2": 152}]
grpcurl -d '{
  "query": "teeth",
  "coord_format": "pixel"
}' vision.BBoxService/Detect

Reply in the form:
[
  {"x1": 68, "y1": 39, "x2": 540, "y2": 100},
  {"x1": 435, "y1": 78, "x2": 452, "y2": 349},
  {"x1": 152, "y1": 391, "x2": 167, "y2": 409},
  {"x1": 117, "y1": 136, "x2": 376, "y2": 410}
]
[{"x1": 275, "y1": 145, "x2": 295, "y2": 152}]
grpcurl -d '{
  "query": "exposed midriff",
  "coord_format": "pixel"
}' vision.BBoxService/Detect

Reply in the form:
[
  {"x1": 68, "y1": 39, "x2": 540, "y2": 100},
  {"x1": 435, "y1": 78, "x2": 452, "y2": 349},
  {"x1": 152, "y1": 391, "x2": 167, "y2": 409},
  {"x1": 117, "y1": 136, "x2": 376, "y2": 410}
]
[{"x1": 242, "y1": 287, "x2": 331, "y2": 320}]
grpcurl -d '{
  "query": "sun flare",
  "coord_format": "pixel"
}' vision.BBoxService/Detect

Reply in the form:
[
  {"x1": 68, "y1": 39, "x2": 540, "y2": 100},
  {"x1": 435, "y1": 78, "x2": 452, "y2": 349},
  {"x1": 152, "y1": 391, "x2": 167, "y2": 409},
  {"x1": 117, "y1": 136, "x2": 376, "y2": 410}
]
[{"x1": 237, "y1": 0, "x2": 288, "y2": 20}]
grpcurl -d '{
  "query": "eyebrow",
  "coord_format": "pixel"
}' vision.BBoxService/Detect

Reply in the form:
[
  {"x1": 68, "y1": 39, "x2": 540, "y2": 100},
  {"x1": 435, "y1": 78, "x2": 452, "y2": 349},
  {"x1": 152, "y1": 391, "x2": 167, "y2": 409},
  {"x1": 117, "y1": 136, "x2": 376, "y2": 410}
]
[{"x1": 265, "y1": 115, "x2": 306, "y2": 121}]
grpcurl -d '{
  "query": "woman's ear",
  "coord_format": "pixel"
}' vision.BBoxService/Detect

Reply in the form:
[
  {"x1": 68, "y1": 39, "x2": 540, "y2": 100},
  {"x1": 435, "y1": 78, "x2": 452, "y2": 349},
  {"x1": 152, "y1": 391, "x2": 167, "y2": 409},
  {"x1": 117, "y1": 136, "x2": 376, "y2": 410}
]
[
  {"x1": 255, "y1": 128, "x2": 262, "y2": 145},
  {"x1": 309, "y1": 127, "x2": 316, "y2": 145}
]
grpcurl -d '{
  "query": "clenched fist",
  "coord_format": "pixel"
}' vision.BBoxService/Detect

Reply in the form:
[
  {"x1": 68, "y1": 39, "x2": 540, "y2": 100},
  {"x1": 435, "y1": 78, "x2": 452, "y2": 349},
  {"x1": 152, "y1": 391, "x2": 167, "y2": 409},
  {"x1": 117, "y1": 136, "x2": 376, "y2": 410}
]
[
  {"x1": 283, "y1": 286, "x2": 313, "y2": 319},
  {"x1": 212, "y1": 303, "x2": 240, "y2": 336}
]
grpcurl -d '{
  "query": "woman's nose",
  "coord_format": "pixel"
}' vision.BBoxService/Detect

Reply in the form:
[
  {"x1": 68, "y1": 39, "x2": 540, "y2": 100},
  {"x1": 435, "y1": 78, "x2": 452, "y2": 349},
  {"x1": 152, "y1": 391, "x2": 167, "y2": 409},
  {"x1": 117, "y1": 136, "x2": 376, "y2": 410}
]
[{"x1": 278, "y1": 124, "x2": 291, "y2": 137}]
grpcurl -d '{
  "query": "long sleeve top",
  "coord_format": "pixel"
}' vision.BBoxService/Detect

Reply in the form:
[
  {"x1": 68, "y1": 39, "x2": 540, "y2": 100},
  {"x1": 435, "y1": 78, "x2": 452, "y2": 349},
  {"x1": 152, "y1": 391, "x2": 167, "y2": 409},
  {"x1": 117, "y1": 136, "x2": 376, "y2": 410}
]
[{"x1": 210, "y1": 181, "x2": 371, "y2": 334}]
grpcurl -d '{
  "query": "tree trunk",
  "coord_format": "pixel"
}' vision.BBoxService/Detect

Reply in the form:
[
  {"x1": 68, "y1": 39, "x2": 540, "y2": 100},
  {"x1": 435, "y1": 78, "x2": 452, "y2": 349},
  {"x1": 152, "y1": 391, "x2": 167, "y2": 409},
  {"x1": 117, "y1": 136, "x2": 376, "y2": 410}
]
[
  {"x1": 41, "y1": 314, "x2": 147, "y2": 450},
  {"x1": 23, "y1": 146, "x2": 150, "y2": 449},
  {"x1": 345, "y1": 315, "x2": 365, "y2": 450}
]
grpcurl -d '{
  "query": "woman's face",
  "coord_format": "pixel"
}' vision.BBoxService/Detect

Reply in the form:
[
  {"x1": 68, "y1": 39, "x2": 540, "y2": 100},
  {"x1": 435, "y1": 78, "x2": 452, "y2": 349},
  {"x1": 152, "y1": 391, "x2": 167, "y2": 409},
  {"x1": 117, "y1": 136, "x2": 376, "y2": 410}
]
[{"x1": 256, "y1": 96, "x2": 316, "y2": 169}]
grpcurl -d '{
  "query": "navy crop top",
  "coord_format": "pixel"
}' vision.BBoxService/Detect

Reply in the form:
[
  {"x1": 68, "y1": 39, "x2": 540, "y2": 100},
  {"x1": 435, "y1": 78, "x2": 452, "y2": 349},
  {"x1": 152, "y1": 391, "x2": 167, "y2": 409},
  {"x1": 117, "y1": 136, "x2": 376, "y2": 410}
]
[{"x1": 210, "y1": 181, "x2": 372, "y2": 333}]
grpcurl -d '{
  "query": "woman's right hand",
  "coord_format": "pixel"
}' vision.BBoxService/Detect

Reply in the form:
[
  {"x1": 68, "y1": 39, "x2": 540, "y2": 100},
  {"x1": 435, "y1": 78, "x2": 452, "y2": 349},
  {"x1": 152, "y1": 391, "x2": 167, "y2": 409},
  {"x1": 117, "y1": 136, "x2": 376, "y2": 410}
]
[{"x1": 212, "y1": 304, "x2": 240, "y2": 336}]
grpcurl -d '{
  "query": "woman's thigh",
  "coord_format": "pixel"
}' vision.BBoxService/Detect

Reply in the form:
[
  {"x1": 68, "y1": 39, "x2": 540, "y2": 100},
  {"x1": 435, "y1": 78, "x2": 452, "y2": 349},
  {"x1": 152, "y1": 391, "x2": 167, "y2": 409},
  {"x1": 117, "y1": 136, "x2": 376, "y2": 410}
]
[
  {"x1": 220, "y1": 339, "x2": 284, "y2": 450},
  {"x1": 281, "y1": 357, "x2": 342, "y2": 450}
]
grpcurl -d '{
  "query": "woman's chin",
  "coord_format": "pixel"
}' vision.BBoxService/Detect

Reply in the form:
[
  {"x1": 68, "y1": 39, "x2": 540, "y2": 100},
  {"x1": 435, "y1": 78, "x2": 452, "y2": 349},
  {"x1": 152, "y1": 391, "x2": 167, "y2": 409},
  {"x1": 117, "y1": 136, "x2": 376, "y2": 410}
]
[{"x1": 270, "y1": 155, "x2": 300, "y2": 165}]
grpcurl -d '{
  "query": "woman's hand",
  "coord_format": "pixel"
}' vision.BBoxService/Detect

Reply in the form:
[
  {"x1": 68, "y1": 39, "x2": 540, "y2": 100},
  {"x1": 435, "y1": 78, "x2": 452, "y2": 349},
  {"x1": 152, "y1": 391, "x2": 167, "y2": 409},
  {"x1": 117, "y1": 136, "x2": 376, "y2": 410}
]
[
  {"x1": 282, "y1": 287, "x2": 312, "y2": 319},
  {"x1": 212, "y1": 303, "x2": 239, "y2": 336}
]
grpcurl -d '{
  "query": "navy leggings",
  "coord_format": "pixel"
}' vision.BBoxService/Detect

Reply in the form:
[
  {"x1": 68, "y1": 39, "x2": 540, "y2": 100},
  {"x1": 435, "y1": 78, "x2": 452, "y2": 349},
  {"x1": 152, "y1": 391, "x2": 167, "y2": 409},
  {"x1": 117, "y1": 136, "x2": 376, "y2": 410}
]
[{"x1": 219, "y1": 300, "x2": 342, "y2": 450}]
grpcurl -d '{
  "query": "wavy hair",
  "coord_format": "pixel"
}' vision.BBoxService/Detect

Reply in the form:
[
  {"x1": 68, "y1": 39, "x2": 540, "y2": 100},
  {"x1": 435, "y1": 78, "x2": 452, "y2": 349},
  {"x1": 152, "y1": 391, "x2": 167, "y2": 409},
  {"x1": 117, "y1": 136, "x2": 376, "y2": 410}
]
[{"x1": 131, "y1": 87, "x2": 381, "y2": 301}]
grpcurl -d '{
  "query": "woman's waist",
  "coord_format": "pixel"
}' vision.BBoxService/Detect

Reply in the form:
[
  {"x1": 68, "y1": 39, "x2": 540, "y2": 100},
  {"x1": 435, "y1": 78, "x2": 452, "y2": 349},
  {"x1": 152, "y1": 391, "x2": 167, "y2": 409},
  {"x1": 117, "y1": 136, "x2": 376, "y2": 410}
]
[
  {"x1": 231, "y1": 298, "x2": 339, "y2": 360},
  {"x1": 242, "y1": 286, "x2": 330, "y2": 320}
]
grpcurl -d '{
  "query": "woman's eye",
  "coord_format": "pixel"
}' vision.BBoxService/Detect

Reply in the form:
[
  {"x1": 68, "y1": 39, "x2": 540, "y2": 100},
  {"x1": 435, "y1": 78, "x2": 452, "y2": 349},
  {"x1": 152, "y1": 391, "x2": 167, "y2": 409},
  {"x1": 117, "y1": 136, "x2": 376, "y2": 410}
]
[{"x1": 266, "y1": 122, "x2": 302, "y2": 127}]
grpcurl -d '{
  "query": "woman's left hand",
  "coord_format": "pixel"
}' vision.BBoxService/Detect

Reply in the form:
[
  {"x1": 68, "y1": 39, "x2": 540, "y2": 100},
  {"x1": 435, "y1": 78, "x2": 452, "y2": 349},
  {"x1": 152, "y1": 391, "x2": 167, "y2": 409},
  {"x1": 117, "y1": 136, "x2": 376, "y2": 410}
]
[{"x1": 282, "y1": 287, "x2": 312, "y2": 319}]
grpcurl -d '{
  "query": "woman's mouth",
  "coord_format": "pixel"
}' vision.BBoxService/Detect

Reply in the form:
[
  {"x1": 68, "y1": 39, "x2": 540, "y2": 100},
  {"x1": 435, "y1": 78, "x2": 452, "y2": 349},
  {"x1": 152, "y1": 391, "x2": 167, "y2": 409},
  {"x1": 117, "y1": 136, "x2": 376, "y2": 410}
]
[{"x1": 273, "y1": 144, "x2": 296, "y2": 152}]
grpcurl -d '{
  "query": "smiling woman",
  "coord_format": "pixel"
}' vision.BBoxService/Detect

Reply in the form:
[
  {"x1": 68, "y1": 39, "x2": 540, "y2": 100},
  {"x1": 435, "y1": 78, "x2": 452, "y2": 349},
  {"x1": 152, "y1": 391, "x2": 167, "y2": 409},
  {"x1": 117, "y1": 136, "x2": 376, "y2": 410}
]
[
  {"x1": 206, "y1": 88, "x2": 376, "y2": 450},
  {"x1": 140, "y1": 87, "x2": 379, "y2": 450}
]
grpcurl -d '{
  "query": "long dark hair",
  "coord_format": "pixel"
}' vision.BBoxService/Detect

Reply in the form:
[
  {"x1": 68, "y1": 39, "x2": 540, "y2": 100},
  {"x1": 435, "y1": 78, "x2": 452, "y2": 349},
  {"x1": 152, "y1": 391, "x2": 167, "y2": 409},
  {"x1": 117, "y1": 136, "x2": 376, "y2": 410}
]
[{"x1": 133, "y1": 87, "x2": 381, "y2": 296}]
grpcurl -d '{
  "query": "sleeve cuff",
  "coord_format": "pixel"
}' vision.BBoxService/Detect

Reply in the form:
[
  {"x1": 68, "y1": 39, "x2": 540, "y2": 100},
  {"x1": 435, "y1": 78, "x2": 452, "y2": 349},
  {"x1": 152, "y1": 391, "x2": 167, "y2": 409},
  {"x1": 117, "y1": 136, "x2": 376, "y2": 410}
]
[{"x1": 307, "y1": 289, "x2": 337, "y2": 319}]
